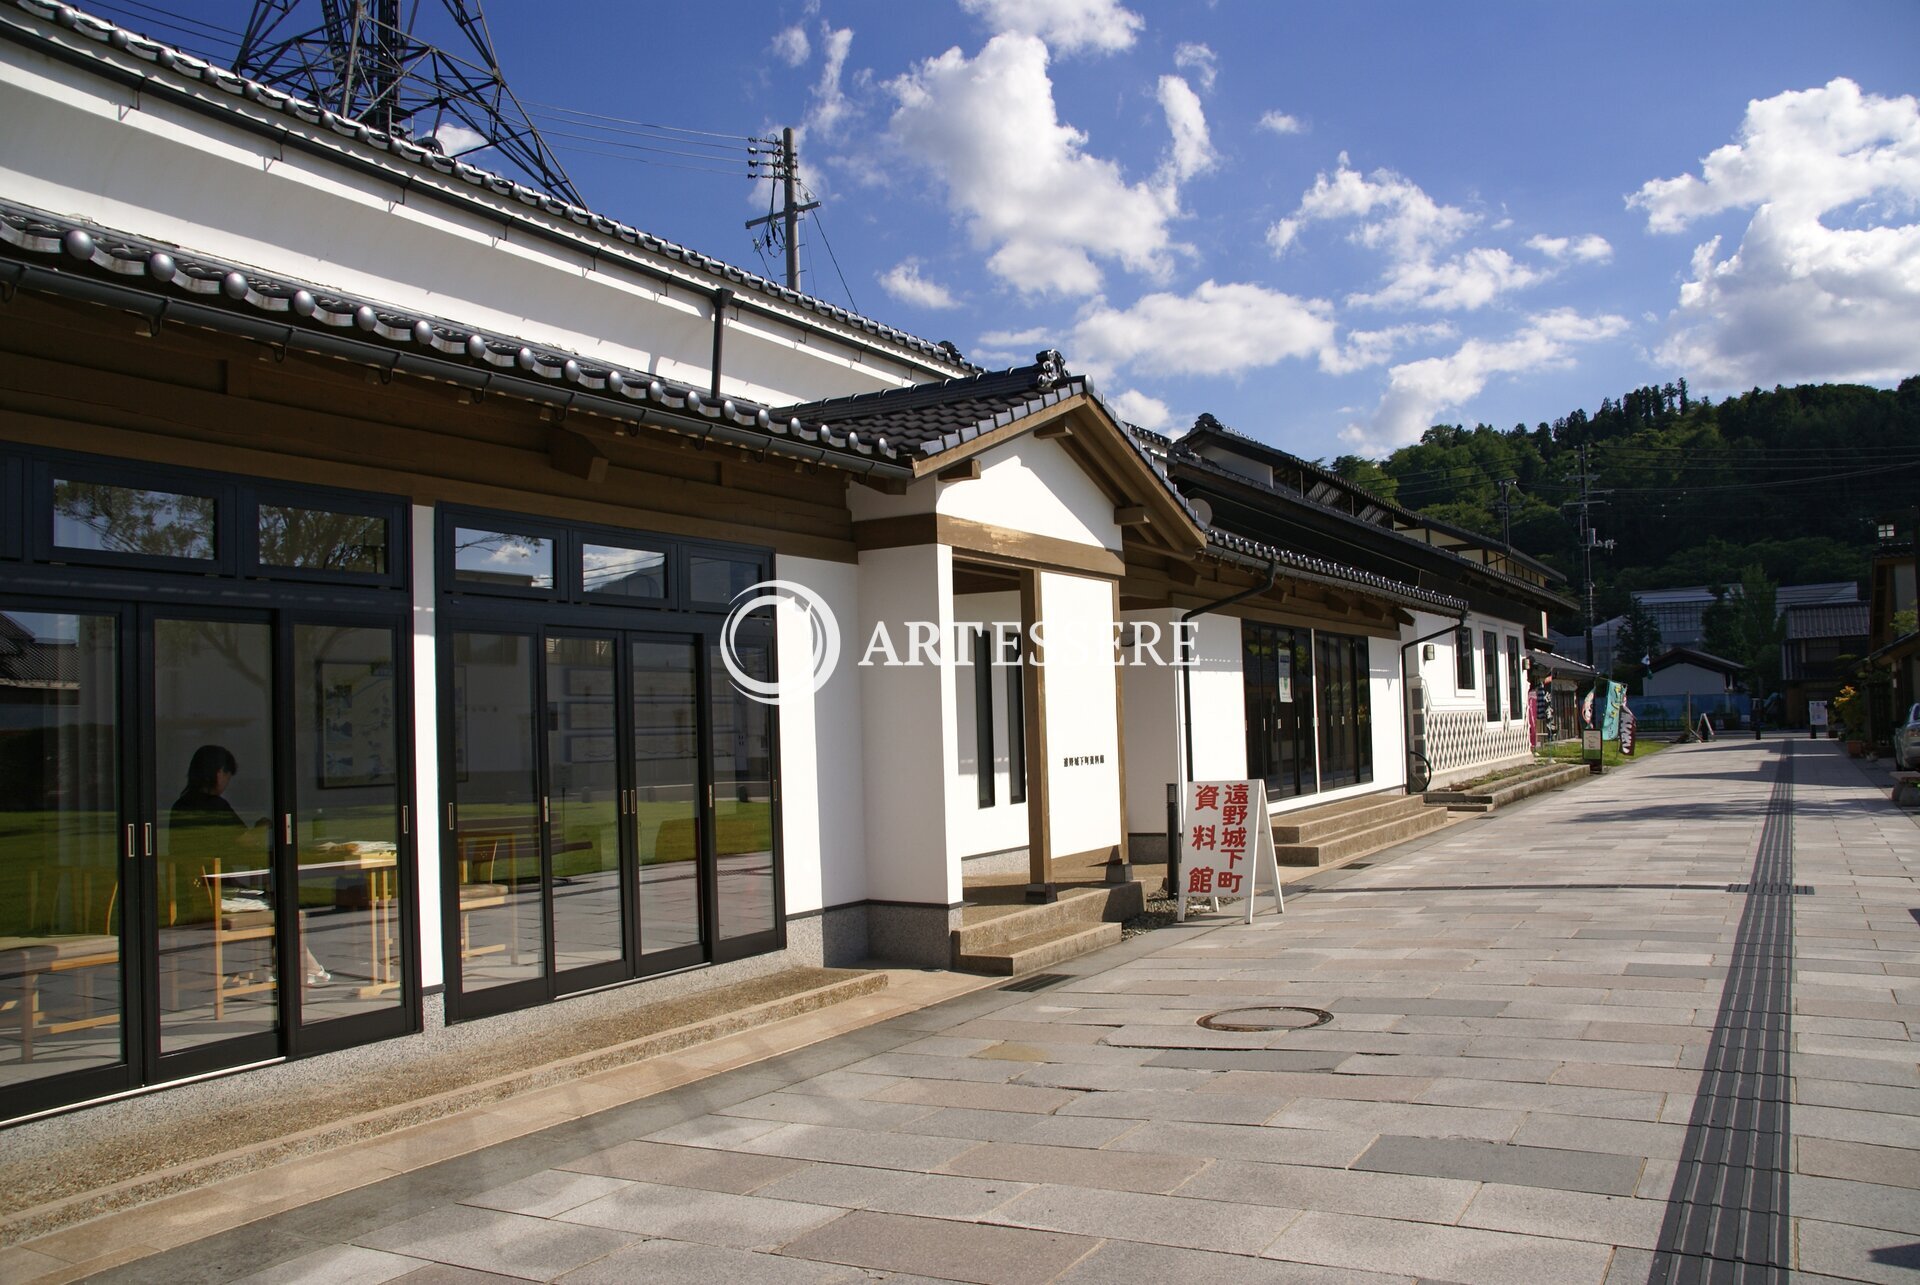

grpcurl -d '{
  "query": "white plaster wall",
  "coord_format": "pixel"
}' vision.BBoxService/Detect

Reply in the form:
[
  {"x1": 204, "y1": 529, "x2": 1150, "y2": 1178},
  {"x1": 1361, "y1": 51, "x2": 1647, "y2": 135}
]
[
  {"x1": 1184, "y1": 612, "x2": 1248, "y2": 783},
  {"x1": 1039, "y1": 572, "x2": 1122, "y2": 858},
  {"x1": 1120, "y1": 609, "x2": 1183, "y2": 834},
  {"x1": 856, "y1": 544, "x2": 959, "y2": 906},
  {"x1": 771, "y1": 556, "x2": 863, "y2": 915},
  {"x1": 1193, "y1": 445, "x2": 1274, "y2": 488},
  {"x1": 950, "y1": 591, "x2": 1028, "y2": 859},
  {"x1": 409, "y1": 505, "x2": 444, "y2": 989},
  {"x1": 0, "y1": 36, "x2": 953, "y2": 406},
  {"x1": 844, "y1": 475, "x2": 935, "y2": 524},
  {"x1": 937, "y1": 438, "x2": 1122, "y2": 551}
]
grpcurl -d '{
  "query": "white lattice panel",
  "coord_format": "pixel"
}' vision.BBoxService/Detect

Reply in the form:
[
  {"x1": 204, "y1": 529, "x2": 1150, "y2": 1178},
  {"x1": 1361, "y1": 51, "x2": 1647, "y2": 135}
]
[{"x1": 1425, "y1": 708, "x2": 1530, "y2": 774}]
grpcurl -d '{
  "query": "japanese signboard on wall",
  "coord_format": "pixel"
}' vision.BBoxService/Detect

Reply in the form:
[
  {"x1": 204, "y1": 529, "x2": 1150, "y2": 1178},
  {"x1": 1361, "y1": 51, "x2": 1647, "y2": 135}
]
[{"x1": 1178, "y1": 779, "x2": 1284, "y2": 923}]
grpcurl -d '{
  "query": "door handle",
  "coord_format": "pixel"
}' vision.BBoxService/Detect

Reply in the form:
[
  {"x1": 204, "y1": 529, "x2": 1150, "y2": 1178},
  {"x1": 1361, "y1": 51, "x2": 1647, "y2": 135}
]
[
  {"x1": 283, "y1": 814, "x2": 293, "y2": 844},
  {"x1": 125, "y1": 824, "x2": 135, "y2": 861},
  {"x1": 142, "y1": 822, "x2": 153, "y2": 857}
]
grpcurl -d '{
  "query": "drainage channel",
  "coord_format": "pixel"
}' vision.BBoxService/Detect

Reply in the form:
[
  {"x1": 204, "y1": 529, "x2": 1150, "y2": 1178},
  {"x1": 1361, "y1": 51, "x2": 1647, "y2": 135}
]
[{"x1": 1648, "y1": 741, "x2": 1795, "y2": 1283}]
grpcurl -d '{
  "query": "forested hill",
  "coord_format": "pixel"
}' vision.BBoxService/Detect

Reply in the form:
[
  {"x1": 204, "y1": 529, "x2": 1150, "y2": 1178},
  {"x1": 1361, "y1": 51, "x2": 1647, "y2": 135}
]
[{"x1": 1332, "y1": 377, "x2": 1920, "y2": 623}]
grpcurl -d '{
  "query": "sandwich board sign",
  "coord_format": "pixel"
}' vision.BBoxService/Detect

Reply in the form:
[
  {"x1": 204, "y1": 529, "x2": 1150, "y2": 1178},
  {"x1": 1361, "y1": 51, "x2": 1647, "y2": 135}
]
[{"x1": 1177, "y1": 779, "x2": 1284, "y2": 922}]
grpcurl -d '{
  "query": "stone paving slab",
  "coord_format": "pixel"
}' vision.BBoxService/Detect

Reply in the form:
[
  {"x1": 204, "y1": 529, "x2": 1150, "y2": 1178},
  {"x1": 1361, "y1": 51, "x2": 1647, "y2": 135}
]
[{"x1": 28, "y1": 738, "x2": 1920, "y2": 1284}]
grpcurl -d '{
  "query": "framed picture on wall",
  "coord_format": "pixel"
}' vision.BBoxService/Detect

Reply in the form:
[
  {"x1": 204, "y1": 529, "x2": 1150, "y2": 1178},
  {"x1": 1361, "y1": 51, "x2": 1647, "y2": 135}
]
[{"x1": 319, "y1": 660, "x2": 398, "y2": 788}]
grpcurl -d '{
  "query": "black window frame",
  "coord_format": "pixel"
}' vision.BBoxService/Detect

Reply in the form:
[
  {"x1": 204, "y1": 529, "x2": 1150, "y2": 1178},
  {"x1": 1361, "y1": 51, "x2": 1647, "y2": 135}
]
[
  {"x1": 1455, "y1": 624, "x2": 1475, "y2": 691},
  {"x1": 243, "y1": 482, "x2": 408, "y2": 590},
  {"x1": 36, "y1": 456, "x2": 234, "y2": 575},
  {"x1": 1506, "y1": 636, "x2": 1523, "y2": 722},
  {"x1": 440, "y1": 509, "x2": 569, "y2": 603},
  {"x1": 973, "y1": 625, "x2": 995, "y2": 808},
  {"x1": 1003, "y1": 626, "x2": 1027, "y2": 805},
  {"x1": 0, "y1": 452, "x2": 21, "y2": 561},
  {"x1": 577, "y1": 531, "x2": 673, "y2": 607},
  {"x1": 682, "y1": 546, "x2": 770, "y2": 611},
  {"x1": 1483, "y1": 629, "x2": 1501, "y2": 722}
]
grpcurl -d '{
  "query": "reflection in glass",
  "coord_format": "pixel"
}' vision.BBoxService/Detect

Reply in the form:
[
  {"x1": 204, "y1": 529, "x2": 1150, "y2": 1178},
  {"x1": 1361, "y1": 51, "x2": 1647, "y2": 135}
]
[
  {"x1": 688, "y1": 554, "x2": 759, "y2": 605},
  {"x1": 632, "y1": 639, "x2": 701, "y2": 957},
  {"x1": 710, "y1": 637, "x2": 776, "y2": 943},
  {"x1": 294, "y1": 624, "x2": 406, "y2": 1026},
  {"x1": 53, "y1": 480, "x2": 214, "y2": 560},
  {"x1": 155, "y1": 618, "x2": 279, "y2": 1054},
  {"x1": 582, "y1": 543, "x2": 667, "y2": 599},
  {"x1": 0, "y1": 611, "x2": 124, "y2": 1090},
  {"x1": 260, "y1": 506, "x2": 388, "y2": 574},
  {"x1": 546, "y1": 636, "x2": 624, "y2": 973},
  {"x1": 450, "y1": 632, "x2": 545, "y2": 990},
  {"x1": 452, "y1": 528, "x2": 553, "y2": 590}
]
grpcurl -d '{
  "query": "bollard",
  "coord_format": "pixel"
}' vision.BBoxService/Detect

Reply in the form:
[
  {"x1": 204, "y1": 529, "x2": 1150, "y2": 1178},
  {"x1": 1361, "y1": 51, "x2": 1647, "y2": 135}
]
[{"x1": 1165, "y1": 782, "x2": 1181, "y2": 898}]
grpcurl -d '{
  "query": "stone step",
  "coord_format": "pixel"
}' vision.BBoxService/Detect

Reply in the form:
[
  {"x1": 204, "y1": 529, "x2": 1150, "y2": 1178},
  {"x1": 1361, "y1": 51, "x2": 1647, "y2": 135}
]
[
  {"x1": 953, "y1": 920, "x2": 1123, "y2": 976},
  {"x1": 952, "y1": 882, "x2": 1143, "y2": 957},
  {"x1": 1272, "y1": 793, "x2": 1431, "y2": 844},
  {"x1": 1274, "y1": 804, "x2": 1451, "y2": 867},
  {"x1": 1428, "y1": 763, "x2": 1589, "y2": 812}
]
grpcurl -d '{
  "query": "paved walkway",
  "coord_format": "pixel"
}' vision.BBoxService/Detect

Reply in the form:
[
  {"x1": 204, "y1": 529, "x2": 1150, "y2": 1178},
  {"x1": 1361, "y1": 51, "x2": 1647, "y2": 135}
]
[{"x1": 45, "y1": 738, "x2": 1920, "y2": 1283}]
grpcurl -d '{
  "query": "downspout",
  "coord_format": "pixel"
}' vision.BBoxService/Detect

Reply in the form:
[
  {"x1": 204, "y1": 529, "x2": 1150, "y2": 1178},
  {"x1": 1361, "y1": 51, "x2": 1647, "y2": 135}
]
[
  {"x1": 709, "y1": 287, "x2": 732, "y2": 400},
  {"x1": 1400, "y1": 617, "x2": 1468, "y2": 792}
]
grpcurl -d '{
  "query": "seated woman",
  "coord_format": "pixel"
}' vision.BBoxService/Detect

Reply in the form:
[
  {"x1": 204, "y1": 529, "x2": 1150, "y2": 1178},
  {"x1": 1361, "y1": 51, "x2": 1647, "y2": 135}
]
[{"x1": 171, "y1": 744, "x2": 332, "y2": 986}]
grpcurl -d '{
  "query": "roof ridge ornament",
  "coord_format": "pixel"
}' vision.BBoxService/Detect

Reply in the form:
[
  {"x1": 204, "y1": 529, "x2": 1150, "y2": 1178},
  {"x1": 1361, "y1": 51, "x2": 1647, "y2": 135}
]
[{"x1": 1034, "y1": 348, "x2": 1066, "y2": 390}]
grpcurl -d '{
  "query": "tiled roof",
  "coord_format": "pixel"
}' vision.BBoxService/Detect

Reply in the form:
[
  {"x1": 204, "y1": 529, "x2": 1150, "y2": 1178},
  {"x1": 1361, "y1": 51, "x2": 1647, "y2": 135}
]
[
  {"x1": 778, "y1": 355, "x2": 1085, "y2": 457},
  {"x1": 783, "y1": 358, "x2": 1466, "y2": 616},
  {"x1": 1180, "y1": 415, "x2": 1565, "y2": 583},
  {"x1": 0, "y1": 202, "x2": 910, "y2": 475},
  {"x1": 1783, "y1": 602, "x2": 1869, "y2": 641},
  {"x1": 1161, "y1": 446, "x2": 1577, "y2": 614},
  {"x1": 1650, "y1": 646, "x2": 1746, "y2": 675},
  {"x1": 2, "y1": 1, "x2": 976, "y2": 374}
]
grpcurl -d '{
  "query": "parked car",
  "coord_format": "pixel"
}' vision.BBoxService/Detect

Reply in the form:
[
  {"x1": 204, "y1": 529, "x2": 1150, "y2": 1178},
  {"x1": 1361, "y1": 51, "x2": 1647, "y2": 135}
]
[{"x1": 1896, "y1": 703, "x2": 1920, "y2": 770}]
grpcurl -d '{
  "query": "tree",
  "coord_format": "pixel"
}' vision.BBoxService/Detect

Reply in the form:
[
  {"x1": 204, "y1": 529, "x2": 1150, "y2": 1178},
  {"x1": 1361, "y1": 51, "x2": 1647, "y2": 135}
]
[
  {"x1": 1612, "y1": 599, "x2": 1663, "y2": 693},
  {"x1": 1702, "y1": 564, "x2": 1784, "y2": 696}
]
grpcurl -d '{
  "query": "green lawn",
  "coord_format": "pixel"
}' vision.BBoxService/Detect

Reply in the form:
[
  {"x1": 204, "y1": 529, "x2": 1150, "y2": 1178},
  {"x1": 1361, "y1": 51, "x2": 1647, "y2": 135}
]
[{"x1": 1536, "y1": 738, "x2": 1669, "y2": 769}]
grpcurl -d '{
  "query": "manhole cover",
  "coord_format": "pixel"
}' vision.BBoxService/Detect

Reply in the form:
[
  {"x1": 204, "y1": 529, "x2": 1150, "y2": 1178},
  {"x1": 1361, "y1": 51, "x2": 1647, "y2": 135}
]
[{"x1": 1198, "y1": 1005, "x2": 1333, "y2": 1032}]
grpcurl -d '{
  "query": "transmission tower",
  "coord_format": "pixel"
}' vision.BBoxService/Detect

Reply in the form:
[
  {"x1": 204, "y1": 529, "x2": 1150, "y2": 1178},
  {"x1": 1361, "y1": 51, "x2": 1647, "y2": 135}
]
[{"x1": 232, "y1": 0, "x2": 583, "y2": 206}]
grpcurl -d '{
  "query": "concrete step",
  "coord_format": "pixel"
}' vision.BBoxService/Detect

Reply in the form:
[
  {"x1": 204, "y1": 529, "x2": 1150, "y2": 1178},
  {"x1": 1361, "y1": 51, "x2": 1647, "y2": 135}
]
[
  {"x1": 952, "y1": 882, "x2": 1143, "y2": 957},
  {"x1": 1272, "y1": 792, "x2": 1429, "y2": 844},
  {"x1": 1274, "y1": 804, "x2": 1451, "y2": 867},
  {"x1": 953, "y1": 920, "x2": 1123, "y2": 976},
  {"x1": 1428, "y1": 763, "x2": 1588, "y2": 813}
]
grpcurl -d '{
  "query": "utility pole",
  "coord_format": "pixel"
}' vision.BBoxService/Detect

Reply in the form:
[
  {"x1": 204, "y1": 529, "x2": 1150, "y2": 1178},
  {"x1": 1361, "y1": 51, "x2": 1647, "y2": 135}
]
[
  {"x1": 1494, "y1": 477, "x2": 1518, "y2": 554},
  {"x1": 746, "y1": 128, "x2": 819, "y2": 292},
  {"x1": 1562, "y1": 445, "x2": 1612, "y2": 669}
]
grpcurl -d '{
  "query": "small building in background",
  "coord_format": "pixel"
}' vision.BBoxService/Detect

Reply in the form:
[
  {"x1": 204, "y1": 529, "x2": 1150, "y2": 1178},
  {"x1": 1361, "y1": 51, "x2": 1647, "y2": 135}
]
[{"x1": 1780, "y1": 601, "x2": 1869, "y2": 727}]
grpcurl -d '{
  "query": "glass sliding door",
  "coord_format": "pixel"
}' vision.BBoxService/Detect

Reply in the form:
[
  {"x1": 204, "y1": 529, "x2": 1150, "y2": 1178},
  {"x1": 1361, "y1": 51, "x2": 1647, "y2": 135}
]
[
  {"x1": 631, "y1": 637, "x2": 702, "y2": 967},
  {"x1": 0, "y1": 609, "x2": 127, "y2": 1103},
  {"x1": 290, "y1": 621, "x2": 407, "y2": 1035},
  {"x1": 447, "y1": 631, "x2": 546, "y2": 1001},
  {"x1": 1244, "y1": 623, "x2": 1314, "y2": 799},
  {"x1": 710, "y1": 629, "x2": 779, "y2": 955},
  {"x1": 150, "y1": 614, "x2": 280, "y2": 1067},
  {"x1": 1316, "y1": 632, "x2": 1357, "y2": 790},
  {"x1": 544, "y1": 634, "x2": 626, "y2": 986}
]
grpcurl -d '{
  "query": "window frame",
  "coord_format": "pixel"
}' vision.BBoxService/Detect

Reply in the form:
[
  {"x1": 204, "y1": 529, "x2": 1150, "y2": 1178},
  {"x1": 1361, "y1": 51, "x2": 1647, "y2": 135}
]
[
  {"x1": 1506, "y1": 636, "x2": 1523, "y2": 723},
  {"x1": 1454, "y1": 624, "x2": 1475, "y2": 691},
  {"x1": 1483, "y1": 629, "x2": 1501, "y2": 722},
  {"x1": 438, "y1": 507, "x2": 570, "y2": 604},
  {"x1": 243, "y1": 482, "x2": 409, "y2": 589},
  {"x1": 35, "y1": 456, "x2": 235, "y2": 575}
]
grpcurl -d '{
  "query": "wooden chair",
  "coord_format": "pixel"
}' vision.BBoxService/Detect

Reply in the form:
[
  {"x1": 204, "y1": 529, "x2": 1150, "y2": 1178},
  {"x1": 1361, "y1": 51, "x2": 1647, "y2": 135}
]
[
  {"x1": 202, "y1": 859, "x2": 275, "y2": 1019},
  {"x1": 2, "y1": 875, "x2": 121, "y2": 1062},
  {"x1": 456, "y1": 830, "x2": 518, "y2": 965}
]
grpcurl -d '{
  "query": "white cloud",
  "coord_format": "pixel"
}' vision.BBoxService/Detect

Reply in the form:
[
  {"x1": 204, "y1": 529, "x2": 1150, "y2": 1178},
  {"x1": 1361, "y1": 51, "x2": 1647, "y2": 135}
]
[
  {"x1": 1347, "y1": 309, "x2": 1629, "y2": 452},
  {"x1": 431, "y1": 122, "x2": 487, "y2": 157},
  {"x1": 1319, "y1": 322, "x2": 1457, "y2": 377},
  {"x1": 877, "y1": 259, "x2": 960, "y2": 309},
  {"x1": 1157, "y1": 75, "x2": 1216, "y2": 184},
  {"x1": 887, "y1": 35, "x2": 1183, "y2": 296},
  {"x1": 806, "y1": 25, "x2": 855, "y2": 137},
  {"x1": 958, "y1": 0, "x2": 1143, "y2": 54},
  {"x1": 1257, "y1": 110, "x2": 1304, "y2": 136},
  {"x1": 1174, "y1": 42, "x2": 1216, "y2": 93},
  {"x1": 1109, "y1": 388, "x2": 1172, "y2": 430},
  {"x1": 1070, "y1": 280, "x2": 1336, "y2": 380},
  {"x1": 1350, "y1": 247, "x2": 1548, "y2": 312},
  {"x1": 1528, "y1": 233, "x2": 1613, "y2": 262},
  {"x1": 1272, "y1": 157, "x2": 1603, "y2": 312},
  {"x1": 771, "y1": 24, "x2": 809, "y2": 67},
  {"x1": 1630, "y1": 78, "x2": 1920, "y2": 387}
]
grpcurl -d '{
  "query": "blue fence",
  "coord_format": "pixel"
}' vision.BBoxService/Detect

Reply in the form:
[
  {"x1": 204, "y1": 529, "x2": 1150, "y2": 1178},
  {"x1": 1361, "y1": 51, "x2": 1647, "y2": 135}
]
[{"x1": 1625, "y1": 693, "x2": 1753, "y2": 732}]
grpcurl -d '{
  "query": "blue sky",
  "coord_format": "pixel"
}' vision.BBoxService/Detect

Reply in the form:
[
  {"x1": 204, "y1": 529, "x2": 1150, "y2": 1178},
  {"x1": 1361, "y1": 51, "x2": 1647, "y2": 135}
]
[{"x1": 168, "y1": 0, "x2": 1920, "y2": 461}]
